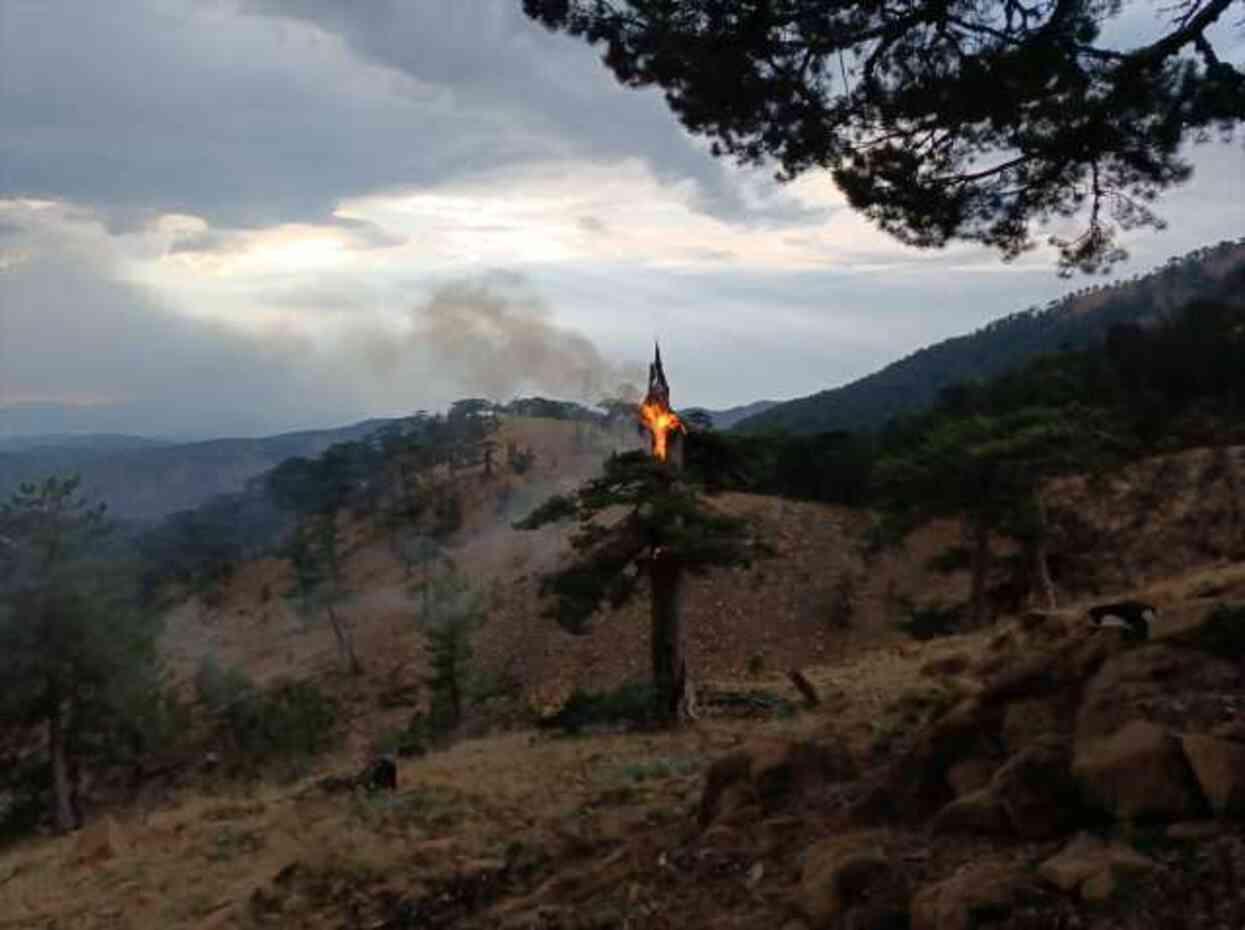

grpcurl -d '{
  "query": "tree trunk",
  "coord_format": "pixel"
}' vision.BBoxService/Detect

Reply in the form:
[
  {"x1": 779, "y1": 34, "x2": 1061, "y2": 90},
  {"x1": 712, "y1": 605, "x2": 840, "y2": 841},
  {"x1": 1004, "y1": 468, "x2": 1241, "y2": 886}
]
[
  {"x1": 325, "y1": 604, "x2": 361, "y2": 676},
  {"x1": 969, "y1": 516, "x2": 992, "y2": 627},
  {"x1": 48, "y1": 697, "x2": 78, "y2": 833},
  {"x1": 1031, "y1": 492, "x2": 1057, "y2": 609},
  {"x1": 649, "y1": 552, "x2": 686, "y2": 725}
]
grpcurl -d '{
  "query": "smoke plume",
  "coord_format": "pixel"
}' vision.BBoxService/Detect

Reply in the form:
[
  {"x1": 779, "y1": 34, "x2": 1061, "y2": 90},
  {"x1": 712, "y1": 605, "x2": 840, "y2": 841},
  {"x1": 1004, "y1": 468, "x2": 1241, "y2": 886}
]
[{"x1": 408, "y1": 280, "x2": 643, "y2": 404}]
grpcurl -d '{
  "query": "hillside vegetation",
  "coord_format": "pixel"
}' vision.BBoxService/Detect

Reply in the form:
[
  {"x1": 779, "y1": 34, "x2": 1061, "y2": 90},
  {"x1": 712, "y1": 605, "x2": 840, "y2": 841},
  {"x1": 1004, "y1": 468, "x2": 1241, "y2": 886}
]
[{"x1": 737, "y1": 239, "x2": 1245, "y2": 435}]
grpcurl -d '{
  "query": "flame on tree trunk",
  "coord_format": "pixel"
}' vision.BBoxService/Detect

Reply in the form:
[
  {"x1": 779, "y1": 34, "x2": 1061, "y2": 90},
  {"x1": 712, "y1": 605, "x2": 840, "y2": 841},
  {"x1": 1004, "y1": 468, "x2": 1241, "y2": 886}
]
[
  {"x1": 640, "y1": 344, "x2": 690, "y2": 722},
  {"x1": 640, "y1": 344, "x2": 685, "y2": 466}
]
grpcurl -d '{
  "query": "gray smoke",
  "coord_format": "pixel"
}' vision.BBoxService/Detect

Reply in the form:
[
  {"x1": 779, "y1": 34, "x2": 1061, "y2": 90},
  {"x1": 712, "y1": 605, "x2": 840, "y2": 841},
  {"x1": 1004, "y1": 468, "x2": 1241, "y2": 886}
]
[{"x1": 407, "y1": 280, "x2": 643, "y2": 404}]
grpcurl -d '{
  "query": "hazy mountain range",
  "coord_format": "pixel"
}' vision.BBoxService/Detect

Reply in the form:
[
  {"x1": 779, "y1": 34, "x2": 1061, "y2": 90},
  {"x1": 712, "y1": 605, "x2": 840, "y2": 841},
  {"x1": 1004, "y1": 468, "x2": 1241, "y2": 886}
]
[{"x1": 0, "y1": 420, "x2": 393, "y2": 522}]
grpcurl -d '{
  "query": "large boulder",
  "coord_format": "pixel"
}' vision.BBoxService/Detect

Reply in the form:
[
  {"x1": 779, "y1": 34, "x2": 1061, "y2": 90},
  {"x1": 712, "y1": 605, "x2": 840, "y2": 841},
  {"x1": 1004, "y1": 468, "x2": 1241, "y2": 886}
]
[
  {"x1": 1077, "y1": 645, "x2": 1241, "y2": 741},
  {"x1": 910, "y1": 863, "x2": 1033, "y2": 930},
  {"x1": 929, "y1": 789, "x2": 1011, "y2": 837},
  {"x1": 699, "y1": 740, "x2": 855, "y2": 827},
  {"x1": 1037, "y1": 832, "x2": 1156, "y2": 902},
  {"x1": 1073, "y1": 720, "x2": 1207, "y2": 821},
  {"x1": 858, "y1": 698, "x2": 1000, "y2": 820},
  {"x1": 698, "y1": 750, "x2": 753, "y2": 827},
  {"x1": 945, "y1": 758, "x2": 996, "y2": 798},
  {"x1": 800, "y1": 832, "x2": 902, "y2": 927},
  {"x1": 990, "y1": 736, "x2": 1081, "y2": 839},
  {"x1": 1001, "y1": 698, "x2": 1062, "y2": 755},
  {"x1": 931, "y1": 736, "x2": 1079, "y2": 839},
  {"x1": 1180, "y1": 734, "x2": 1245, "y2": 817}
]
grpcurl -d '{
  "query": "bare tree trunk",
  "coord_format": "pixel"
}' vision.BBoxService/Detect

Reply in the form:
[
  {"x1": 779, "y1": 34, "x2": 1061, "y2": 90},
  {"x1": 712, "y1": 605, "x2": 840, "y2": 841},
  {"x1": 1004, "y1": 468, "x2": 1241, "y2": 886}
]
[
  {"x1": 1031, "y1": 492, "x2": 1057, "y2": 609},
  {"x1": 48, "y1": 696, "x2": 78, "y2": 833},
  {"x1": 650, "y1": 553, "x2": 685, "y2": 725},
  {"x1": 325, "y1": 604, "x2": 361, "y2": 676},
  {"x1": 969, "y1": 516, "x2": 992, "y2": 627}
]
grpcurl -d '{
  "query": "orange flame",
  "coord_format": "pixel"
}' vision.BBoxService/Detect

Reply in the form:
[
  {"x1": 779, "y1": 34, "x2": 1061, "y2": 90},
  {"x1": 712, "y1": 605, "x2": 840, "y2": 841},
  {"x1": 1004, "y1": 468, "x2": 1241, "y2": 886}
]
[{"x1": 640, "y1": 400, "x2": 684, "y2": 462}]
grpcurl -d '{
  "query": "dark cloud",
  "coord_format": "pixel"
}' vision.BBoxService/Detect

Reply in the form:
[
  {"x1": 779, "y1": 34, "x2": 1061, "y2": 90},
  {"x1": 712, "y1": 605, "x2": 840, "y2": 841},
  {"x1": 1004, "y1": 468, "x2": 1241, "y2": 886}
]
[
  {"x1": 247, "y1": 0, "x2": 833, "y2": 227},
  {"x1": 0, "y1": 0, "x2": 822, "y2": 231}
]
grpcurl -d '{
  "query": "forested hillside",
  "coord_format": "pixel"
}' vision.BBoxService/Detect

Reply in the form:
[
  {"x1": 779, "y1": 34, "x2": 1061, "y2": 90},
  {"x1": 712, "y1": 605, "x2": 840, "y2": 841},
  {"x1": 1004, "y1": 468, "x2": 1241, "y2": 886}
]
[{"x1": 736, "y1": 240, "x2": 1245, "y2": 434}]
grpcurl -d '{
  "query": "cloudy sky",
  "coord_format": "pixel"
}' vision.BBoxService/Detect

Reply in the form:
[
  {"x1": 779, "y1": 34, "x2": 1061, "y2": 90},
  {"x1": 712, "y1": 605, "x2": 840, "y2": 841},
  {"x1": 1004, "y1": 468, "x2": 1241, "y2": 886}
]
[{"x1": 1, "y1": 0, "x2": 1242, "y2": 439}]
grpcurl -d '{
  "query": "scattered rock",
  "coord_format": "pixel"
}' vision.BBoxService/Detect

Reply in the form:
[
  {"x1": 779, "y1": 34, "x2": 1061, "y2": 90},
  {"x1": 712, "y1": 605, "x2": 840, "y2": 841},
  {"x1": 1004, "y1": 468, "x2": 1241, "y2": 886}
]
[
  {"x1": 920, "y1": 654, "x2": 970, "y2": 678},
  {"x1": 1001, "y1": 698, "x2": 1061, "y2": 754},
  {"x1": 1067, "y1": 627, "x2": 1133, "y2": 682},
  {"x1": 750, "y1": 740, "x2": 856, "y2": 807},
  {"x1": 945, "y1": 758, "x2": 995, "y2": 798},
  {"x1": 844, "y1": 902, "x2": 911, "y2": 930},
  {"x1": 929, "y1": 789, "x2": 1011, "y2": 837},
  {"x1": 71, "y1": 815, "x2": 124, "y2": 866},
  {"x1": 698, "y1": 751, "x2": 752, "y2": 827},
  {"x1": 1077, "y1": 645, "x2": 1241, "y2": 741},
  {"x1": 800, "y1": 832, "x2": 900, "y2": 928},
  {"x1": 1037, "y1": 832, "x2": 1155, "y2": 901},
  {"x1": 700, "y1": 740, "x2": 855, "y2": 827},
  {"x1": 1180, "y1": 733, "x2": 1245, "y2": 817},
  {"x1": 910, "y1": 862, "x2": 1032, "y2": 930},
  {"x1": 1166, "y1": 820, "x2": 1223, "y2": 841},
  {"x1": 860, "y1": 698, "x2": 998, "y2": 819},
  {"x1": 1073, "y1": 719, "x2": 1207, "y2": 821},
  {"x1": 1211, "y1": 718, "x2": 1245, "y2": 742},
  {"x1": 1020, "y1": 608, "x2": 1079, "y2": 638},
  {"x1": 990, "y1": 736, "x2": 1080, "y2": 839},
  {"x1": 981, "y1": 652, "x2": 1061, "y2": 703}
]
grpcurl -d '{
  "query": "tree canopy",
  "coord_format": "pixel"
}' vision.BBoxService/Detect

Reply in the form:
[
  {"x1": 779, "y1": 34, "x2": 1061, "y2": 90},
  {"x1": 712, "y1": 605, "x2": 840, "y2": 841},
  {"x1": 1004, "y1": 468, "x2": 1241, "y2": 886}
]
[
  {"x1": 524, "y1": 0, "x2": 1244, "y2": 273},
  {"x1": 0, "y1": 476, "x2": 164, "y2": 833},
  {"x1": 517, "y1": 450, "x2": 755, "y2": 633}
]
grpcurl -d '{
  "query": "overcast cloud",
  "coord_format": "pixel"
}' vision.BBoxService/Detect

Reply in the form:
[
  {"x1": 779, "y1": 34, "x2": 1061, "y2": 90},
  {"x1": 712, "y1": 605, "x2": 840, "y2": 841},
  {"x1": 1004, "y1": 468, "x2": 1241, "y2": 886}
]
[{"x1": 1, "y1": 0, "x2": 1242, "y2": 438}]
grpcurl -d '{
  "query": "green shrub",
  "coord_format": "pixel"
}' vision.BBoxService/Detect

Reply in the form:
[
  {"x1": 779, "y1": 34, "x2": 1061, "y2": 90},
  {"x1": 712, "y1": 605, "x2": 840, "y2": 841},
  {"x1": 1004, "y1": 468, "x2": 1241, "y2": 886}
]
[
  {"x1": 194, "y1": 655, "x2": 257, "y2": 714},
  {"x1": 899, "y1": 602, "x2": 963, "y2": 641},
  {"x1": 373, "y1": 724, "x2": 428, "y2": 759},
  {"x1": 542, "y1": 680, "x2": 656, "y2": 734},
  {"x1": 0, "y1": 755, "x2": 49, "y2": 846},
  {"x1": 196, "y1": 659, "x2": 338, "y2": 771},
  {"x1": 469, "y1": 666, "x2": 522, "y2": 705},
  {"x1": 1189, "y1": 604, "x2": 1245, "y2": 660},
  {"x1": 618, "y1": 755, "x2": 699, "y2": 782}
]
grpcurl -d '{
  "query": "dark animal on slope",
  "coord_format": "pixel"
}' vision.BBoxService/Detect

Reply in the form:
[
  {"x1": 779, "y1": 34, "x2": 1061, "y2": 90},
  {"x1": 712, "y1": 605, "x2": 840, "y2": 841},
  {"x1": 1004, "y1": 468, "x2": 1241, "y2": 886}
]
[
  {"x1": 1087, "y1": 600, "x2": 1157, "y2": 642},
  {"x1": 361, "y1": 756, "x2": 398, "y2": 793}
]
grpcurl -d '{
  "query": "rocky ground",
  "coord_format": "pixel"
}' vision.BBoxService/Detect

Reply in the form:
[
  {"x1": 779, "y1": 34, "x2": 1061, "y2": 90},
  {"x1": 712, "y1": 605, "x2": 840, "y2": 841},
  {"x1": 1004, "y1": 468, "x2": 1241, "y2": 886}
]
[{"x1": 4, "y1": 593, "x2": 1242, "y2": 930}]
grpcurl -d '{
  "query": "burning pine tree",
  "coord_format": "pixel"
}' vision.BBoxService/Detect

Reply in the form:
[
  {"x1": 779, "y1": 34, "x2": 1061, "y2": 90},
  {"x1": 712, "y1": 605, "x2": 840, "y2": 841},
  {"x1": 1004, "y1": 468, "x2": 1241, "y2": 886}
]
[{"x1": 517, "y1": 345, "x2": 756, "y2": 723}]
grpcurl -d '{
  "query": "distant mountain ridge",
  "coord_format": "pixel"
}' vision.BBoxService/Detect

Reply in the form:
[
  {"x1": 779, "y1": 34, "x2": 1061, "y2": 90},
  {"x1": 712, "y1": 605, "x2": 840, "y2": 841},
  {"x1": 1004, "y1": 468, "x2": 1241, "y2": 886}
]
[
  {"x1": 688, "y1": 400, "x2": 781, "y2": 430},
  {"x1": 0, "y1": 419, "x2": 397, "y2": 521},
  {"x1": 0, "y1": 434, "x2": 172, "y2": 454},
  {"x1": 735, "y1": 240, "x2": 1245, "y2": 435}
]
